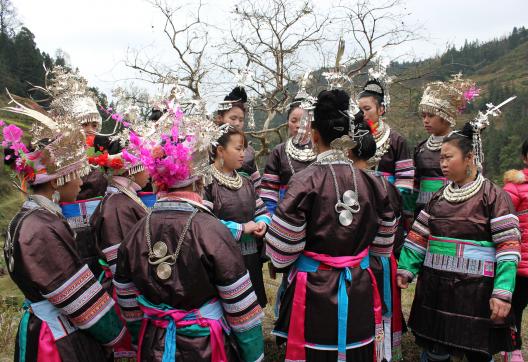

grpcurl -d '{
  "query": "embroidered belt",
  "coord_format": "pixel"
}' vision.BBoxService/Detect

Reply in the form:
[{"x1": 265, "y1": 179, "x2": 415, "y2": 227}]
[{"x1": 424, "y1": 236, "x2": 496, "y2": 277}]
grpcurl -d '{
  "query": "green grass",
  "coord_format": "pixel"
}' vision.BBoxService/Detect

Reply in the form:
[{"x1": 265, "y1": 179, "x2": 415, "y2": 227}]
[{"x1": 0, "y1": 264, "x2": 526, "y2": 360}]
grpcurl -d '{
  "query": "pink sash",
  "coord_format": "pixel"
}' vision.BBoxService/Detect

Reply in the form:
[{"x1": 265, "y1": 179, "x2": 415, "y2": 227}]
[{"x1": 285, "y1": 248, "x2": 384, "y2": 362}]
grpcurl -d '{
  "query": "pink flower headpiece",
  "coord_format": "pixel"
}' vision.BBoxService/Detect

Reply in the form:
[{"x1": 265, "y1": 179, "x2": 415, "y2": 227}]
[{"x1": 131, "y1": 95, "x2": 224, "y2": 191}]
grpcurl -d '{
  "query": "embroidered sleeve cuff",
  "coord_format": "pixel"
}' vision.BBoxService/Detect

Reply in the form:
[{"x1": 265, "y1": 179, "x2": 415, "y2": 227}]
[
  {"x1": 397, "y1": 269, "x2": 415, "y2": 283},
  {"x1": 491, "y1": 289, "x2": 513, "y2": 303},
  {"x1": 220, "y1": 220, "x2": 244, "y2": 241},
  {"x1": 255, "y1": 214, "x2": 271, "y2": 226}
]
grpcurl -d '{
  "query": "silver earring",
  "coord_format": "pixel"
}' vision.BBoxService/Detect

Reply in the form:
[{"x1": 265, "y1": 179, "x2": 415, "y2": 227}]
[
  {"x1": 466, "y1": 166, "x2": 472, "y2": 177},
  {"x1": 219, "y1": 158, "x2": 224, "y2": 168},
  {"x1": 52, "y1": 190, "x2": 60, "y2": 204}
]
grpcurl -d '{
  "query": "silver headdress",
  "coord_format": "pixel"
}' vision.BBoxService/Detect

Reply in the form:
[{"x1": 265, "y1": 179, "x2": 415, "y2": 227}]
[
  {"x1": 33, "y1": 66, "x2": 102, "y2": 130},
  {"x1": 3, "y1": 91, "x2": 90, "y2": 186},
  {"x1": 471, "y1": 96, "x2": 516, "y2": 170}
]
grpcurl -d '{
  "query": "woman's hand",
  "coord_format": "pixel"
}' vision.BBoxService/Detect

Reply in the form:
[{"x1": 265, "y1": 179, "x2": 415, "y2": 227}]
[
  {"x1": 243, "y1": 221, "x2": 258, "y2": 234},
  {"x1": 489, "y1": 297, "x2": 511, "y2": 322},
  {"x1": 397, "y1": 275, "x2": 409, "y2": 289},
  {"x1": 252, "y1": 221, "x2": 267, "y2": 238}
]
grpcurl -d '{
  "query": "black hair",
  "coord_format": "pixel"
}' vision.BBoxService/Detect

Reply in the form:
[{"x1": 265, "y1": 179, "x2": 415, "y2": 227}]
[
  {"x1": 149, "y1": 108, "x2": 164, "y2": 121},
  {"x1": 442, "y1": 122, "x2": 474, "y2": 157},
  {"x1": 358, "y1": 79, "x2": 385, "y2": 109},
  {"x1": 287, "y1": 101, "x2": 303, "y2": 119},
  {"x1": 218, "y1": 87, "x2": 247, "y2": 117},
  {"x1": 522, "y1": 138, "x2": 528, "y2": 158},
  {"x1": 351, "y1": 111, "x2": 376, "y2": 160},
  {"x1": 312, "y1": 89, "x2": 350, "y2": 146},
  {"x1": 211, "y1": 127, "x2": 248, "y2": 159}
]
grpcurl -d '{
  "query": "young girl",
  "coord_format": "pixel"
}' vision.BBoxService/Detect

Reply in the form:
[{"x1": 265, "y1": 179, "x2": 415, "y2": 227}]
[
  {"x1": 266, "y1": 89, "x2": 396, "y2": 361},
  {"x1": 357, "y1": 79, "x2": 414, "y2": 194},
  {"x1": 204, "y1": 127, "x2": 271, "y2": 307},
  {"x1": 261, "y1": 101, "x2": 316, "y2": 215},
  {"x1": 398, "y1": 123, "x2": 520, "y2": 362},
  {"x1": 413, "y1": 77, "x2": 478, "y2": 215},
  {"x1": 217, "y1": 86, "x2": 261, "y2": 189}
]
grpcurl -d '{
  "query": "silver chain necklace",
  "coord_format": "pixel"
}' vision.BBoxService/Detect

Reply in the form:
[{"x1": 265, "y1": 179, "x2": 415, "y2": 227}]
[
  {"x1": 285, "y1": 137, "x2": 316, "y2": 163},
  {"x1": 442, "y1": 173, "x2": 484, "y2": 203},
  {"x1": 145, "y1": 208, "x2": 198, "y2": 280},
  {"x1": 210, "y1": 165, "x2": 243, "y2": 190},
  {"x1": 314, "y1": 151, "x2": 360, "y2": 226},
  {"x1": 368, "y1": 120, "x2": 391, "y2": 168},
  {"x1": 112, "y1": 182, "x2": 150, "y2": 213},
  {"x1": 426, "y1": 135, "x2": 444, "y2": 151}
]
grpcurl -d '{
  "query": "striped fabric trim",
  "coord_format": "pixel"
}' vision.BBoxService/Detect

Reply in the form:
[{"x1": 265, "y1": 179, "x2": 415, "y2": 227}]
[
  {"x1": 374, "y1": 217, "x2": 397, "y2": 246},
  {"x1": 217, "y1": 272, "x2": 263, "y2": 333},
  {"x1": 491, "y1": 214, "x2": 521, "y2": 263},
  {"x1": 113, "y1": 280, "x2": 142, "y2": 321},
  {"x1": 225, "y1": 304, "x2": 264, "y2": 332},
  {"x1": 102, "y1": 244, "x2": 120, "y2": 265},
  {"x1": 43, "y1": 265, "x2": 93, "y2": 305},
  {"x1": 251, "y1": 170, "x2": 262, "y2": 190},
  {"x1": 492, "y1": 288, "x2": 513, "y2": 302},
  {"x1": 266, "y1": 233, "x2": 306, "y2": 254},
  {"x1": 266, "y1": 245, "x2": 303, "y2": 268},
  {"x1": 217, "y1": 272, "x2": 252, "y2": 300},
  {"x1": 221, "y1": 292, "x2": 258, "y2": 314},
  {"x1": 268, "y1": 215, "x2": 306, "y2": 242},
  {"x1": 396, "y1": 269, "x2": 415, "y2": 282},
  {"x1": 260, "y1": 190, "x2": 279, "y2": 203},
  {"x1": 394, "y1": 159, "x2": 415, "y2": 191},
  {"x1": 61, "y1": 282, "x2": 103, "y2": 315},
  {"x1": 254, "y1": 197, "x2": 272, "y2": 225},
  {"x1": 424, "y1": 253, "x2": 495, "y2": 277},
  {"x1": 370, "y1": 245, "x2": 392, "y2": 257},
  {"x1": 404, "y1": 211, "x2": 430, "y2": 256},
  {"x1": 43, "y1": 265, "x2": 116, "y2": 329},
  {"x1": 68, "y1": 293, "x2": 114, "y2": 329},
  {"x1": 261, "y1": 173, "x2": 281, "y2": 203}
]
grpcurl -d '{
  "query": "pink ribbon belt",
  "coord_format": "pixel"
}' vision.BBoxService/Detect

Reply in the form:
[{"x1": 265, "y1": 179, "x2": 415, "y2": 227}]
[
  {"x1": 285, "y1": 248, "x2": 383, "y2": 362},
  {"x1": 136, "y1": 296, "x2": 228, "y2": 362}
]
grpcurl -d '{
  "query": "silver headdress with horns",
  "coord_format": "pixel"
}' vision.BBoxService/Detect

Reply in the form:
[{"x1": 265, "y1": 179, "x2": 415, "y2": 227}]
[
  {"x1": 32, "y1": 66, "x2": 102, "y2": 130},
  {"x1": 3, "y1": 91, "x2": 90, "y2": 186}
]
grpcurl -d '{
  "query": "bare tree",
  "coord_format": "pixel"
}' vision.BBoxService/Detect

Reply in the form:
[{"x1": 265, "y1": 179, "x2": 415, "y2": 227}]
[
  {"x1": 337, "y1": 0, "x2": 419, "y2": 78},
  {"x1": 217, "y1": 0, "x2": 330, "y2": 158},
  {"x1": 125, "y1": 0, "x2": 209, "y2": 98},
  {"x1": 124, "y1": 0, "x2": 420, "y2": 161},
  {"x1": 0, "y1": 0, "x2": 19, "y2": 37}
]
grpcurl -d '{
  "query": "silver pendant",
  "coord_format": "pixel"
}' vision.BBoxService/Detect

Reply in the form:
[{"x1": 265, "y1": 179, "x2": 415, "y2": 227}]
[
  {"x1": 8, "y1": 255, "x2": 14, "y2": 273},
  {"x1": 342, "y1": 190, "x2": 359, "y2": 207},
  {"x1": 156, "y1": 262, "x2": 172, "y2": 280},
  {"x1": 152, "y1": 241, "x2": 168, "y2": 259},
  {"x1": 339, "y1": 209, "x2": 353, "y2": 226}
]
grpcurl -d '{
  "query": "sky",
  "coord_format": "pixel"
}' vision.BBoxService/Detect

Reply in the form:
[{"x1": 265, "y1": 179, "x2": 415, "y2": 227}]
[{"x1": 14, "y1": 0, "x2": 528, "y2": 103}]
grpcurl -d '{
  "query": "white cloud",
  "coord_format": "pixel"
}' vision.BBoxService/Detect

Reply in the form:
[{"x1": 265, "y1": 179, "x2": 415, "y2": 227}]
[{"x1": 14, "y1": 0, "x2": 528, "y2": 101}]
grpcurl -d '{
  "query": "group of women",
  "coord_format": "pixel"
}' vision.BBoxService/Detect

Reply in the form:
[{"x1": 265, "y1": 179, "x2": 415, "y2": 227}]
[{"x1": 1, "y1": 64, "x2": 526, "y2": 362}]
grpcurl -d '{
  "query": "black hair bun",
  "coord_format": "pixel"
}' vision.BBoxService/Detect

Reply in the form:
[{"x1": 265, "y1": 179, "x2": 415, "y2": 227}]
[
  {"x1": 315, "y1": 89, "x2": 350, "y2": 120},
  {"x1": 362, "y1": 79, "x2": 384, "y2": 97},
  {"x1": 461, "y1": 122, "x2": 475, "y2": 139},
  {"x1": 225, "y1": 86, "x2": 248, "y2": 103},
  {"x1": 149, "y1": 108, "x2": 164, "y2": 121}
]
